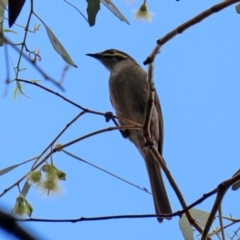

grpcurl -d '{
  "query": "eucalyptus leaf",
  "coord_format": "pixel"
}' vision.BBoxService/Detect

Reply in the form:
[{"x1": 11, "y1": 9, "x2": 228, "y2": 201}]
[
  {"x1": 231, "y1": 169, "x2": 240, "y2": 190},
  {"x1": 86, "y1": 0, "x2": 100, "y2": 27},
  {"x1": 0, "y1": 157, "x2": 37, "y2": 176},
  {"x1": 179, "y1": 209, "x2": 211, "y2": 240},
  {"x1": 3, "y1": 28, "x2": 18, "y2": 34},
  {"x1": 13, "y1": 85, "x2": 18, "y2": 100},
  {"x1": 0, "y1": 0, "x2": 8, "y2": 46},
  {"x1": 21, "y1": 181, "x2": 31, "y2": 197},
  {"x1": 43, "y1": 23, "x2": 77, "y2": 68},
  {"x1": 236, "y1": 2, "x2": 240, "y2": 14},
  {"x1": 0, "y1": 164, "x2": 20, "y2": 176},
  {"x1": 232, "y1": 180, "x2": 240, "y2": 190},
  {"x1": 99, "y1": 0, "x2": 130, "y2": 25}
]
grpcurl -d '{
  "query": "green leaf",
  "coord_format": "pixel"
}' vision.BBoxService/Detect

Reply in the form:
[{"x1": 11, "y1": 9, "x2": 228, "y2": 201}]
[
  {"x1": 3, "y1": 28, "x2": 18, "y2": 34},
  {"x1": 21, "y1": 181, "x2": 31, "y2": 197},
  {"x1": 13, "y1": 85, "x2": 18, "y2": 100},
  {"x1": 179, "y1": 209, "x2": 211, "y2": 240},
  {"x1": 35, "y1": 16, "x2": 77, "y2": 68},
  {"x1": 231, "y1": 169, "x2": 240, "y2": 190},
  {"x1": 33, "y1": 23, "x2": 40, "y2": 32},
  {"x1": 236, "y1": 3, "x2": 240, "y2": 14},
  {"x1": 86, "y1": 0, "x2": 100, "y2": 27},
  {"x1": 232, "y1": 180, "x2": 240, "y2": 190},
  {"x1": 0, "y1": 157, "x2": 38, "y2": 176},
  {"x1": 99, "y1": 0, "x2": 130, "y2": 25},
  {"x1": 16, "y1": 82, "x2": 31, "y2": 98},
  {"x1": 0, "y1": 164, "x2": 21, "y2": 176},
  {"x1": 24, "y1": 199, "x2": 33, "y2": 217},
  {"x1": 0, "y1": 0, "x2": 8, "y2": 46}
]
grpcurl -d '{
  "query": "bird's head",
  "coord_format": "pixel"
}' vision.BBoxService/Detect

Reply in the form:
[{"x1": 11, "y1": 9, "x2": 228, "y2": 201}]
[{"x1": 86, "y1": 49, "x2": 136, "y2": 72}]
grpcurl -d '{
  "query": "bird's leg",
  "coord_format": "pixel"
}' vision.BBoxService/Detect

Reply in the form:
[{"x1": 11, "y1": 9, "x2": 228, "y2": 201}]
[{"x1": 104, "y1": 111, "x2": 129, "y2": 138}]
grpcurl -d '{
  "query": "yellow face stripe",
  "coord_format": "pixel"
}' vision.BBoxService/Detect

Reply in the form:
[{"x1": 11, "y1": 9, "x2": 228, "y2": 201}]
[{"x1": 102, "y1": 49, "x2": 128, "y2": 59}]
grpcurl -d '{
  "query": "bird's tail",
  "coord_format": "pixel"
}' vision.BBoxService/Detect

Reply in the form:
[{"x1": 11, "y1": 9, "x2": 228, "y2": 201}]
[{"x1": 143, "y1": 151, "x2": 172, "y2": 223}]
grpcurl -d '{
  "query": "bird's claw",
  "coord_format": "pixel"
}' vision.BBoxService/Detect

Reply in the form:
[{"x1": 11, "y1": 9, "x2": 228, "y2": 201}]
[{"x1": 105, "y1": 111, "x2": 114, "y2": 122}]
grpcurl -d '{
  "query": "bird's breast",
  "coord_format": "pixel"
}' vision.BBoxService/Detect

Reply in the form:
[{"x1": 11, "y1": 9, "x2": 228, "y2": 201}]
[{"x1": 109, "y1": 68, "x2": 149, "y2": 124}]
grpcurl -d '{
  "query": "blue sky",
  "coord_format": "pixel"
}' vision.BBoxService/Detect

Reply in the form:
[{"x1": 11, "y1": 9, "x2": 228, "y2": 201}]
[{"x1": 1, "y1": 0, "x2": 240, "y2": 239}]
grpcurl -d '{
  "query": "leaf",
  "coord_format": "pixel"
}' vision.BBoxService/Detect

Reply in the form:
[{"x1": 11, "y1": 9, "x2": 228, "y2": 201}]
[
  {"x1": 232, "y1": 181, "x2": 240, "y2": 191},
  {"x1": 86, "y1": 0, "x2": 100, "y2": 27},
  {"x1": 3, "y1": 28, "x2": 18, "y2": 34},
  {"x1": 40, "y1": 19, "x2": 77, "y2": 68},
  {"x1": 8, "y1": 0, "x2": 26, "y2": 27},
  {"x1": 0, "y1": 164, "x2": 21, "y2": 176},
  {"x1": 231, "y1": 169, "x2": 240, "y2": 191},
  {"x1": 99, "y1": 0, "x2": 130, "y2": 25},
  {"x1": 21, "y1": 181, "x2": 31, "y2": 197},
  {"x1": 236, "y1": 3, "x2": 240, "y2": 14},
  {"x1": 13, "y1": 85, "x2": 18, "y2": 100},
  {"x1": 0, "y1": 0, "x2": 8, "y2": 46},
  {"x1": 33, "y1": 23, "x2": 40, "y2": 32},
  {"x1": 179, "y1": 209, "x2": 211, "y2": 240},
  {"x1": 16, "y1": 82, "x2": 31, "y2": 98},
  {"x1": 0, "y1": 157, "x2": 38, "y2": 176}
]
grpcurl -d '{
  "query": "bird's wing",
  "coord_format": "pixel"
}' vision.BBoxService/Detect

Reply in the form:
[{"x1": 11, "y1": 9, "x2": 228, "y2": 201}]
[
  {"x1": 154, "y1": 91, "x2": 164, "y2": 155},
  {"x1": 110, "y1": 96, "x2": 130, "y2": 138}
]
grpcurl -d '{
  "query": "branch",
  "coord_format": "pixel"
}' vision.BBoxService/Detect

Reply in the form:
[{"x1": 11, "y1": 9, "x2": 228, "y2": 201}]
[
  {"x1": 63, "y1": 0, "x2": 89, "y2": 24},
  {"x1": 4, "y1": 39, "x2": 64, "y2": 90},
  {"x1": 142, "y1": 34, "x2": 205, "y2": 238},
  {"x1": 16, "y1": 79, "x2": 140, "y2": 127},
  {"x1": 32, "y1": 111, "x2": 85, "y2": 168},
  {"x1": 143, "y1": 0, "x2": 239, "y2": 65},
  {"x1": 0, "y1": 125, "x2": 140, "y2": 198},
  {"x1": 201, "y1": 173, "x2": 240, "y2": 240},
  {"x1": 142, "y1": 59, "x2": 155, "y2": 145},
  {"x1": 150, "y1": 147, "x2": 209, "y2": 238},
  {"x1": 62, "y1": 150, "x2": 152, "y2": 194}
]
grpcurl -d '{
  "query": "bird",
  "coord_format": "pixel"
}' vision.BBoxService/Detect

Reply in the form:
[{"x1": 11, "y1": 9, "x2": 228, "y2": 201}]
[{"x1": 86, "y1": 49, "x2": 172, "y2": 222}]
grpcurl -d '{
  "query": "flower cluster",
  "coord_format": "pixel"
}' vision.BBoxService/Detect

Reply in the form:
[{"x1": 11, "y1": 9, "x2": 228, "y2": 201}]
[
  {"x1": 13, "y1": 195, "x2": 33, "y2": 217},
  {"x1": 133, "y1": 0, "x2": 154, "y2": 22},
  {"x1": 27, "y1": 164, "x2": 66, "y2": 195}
]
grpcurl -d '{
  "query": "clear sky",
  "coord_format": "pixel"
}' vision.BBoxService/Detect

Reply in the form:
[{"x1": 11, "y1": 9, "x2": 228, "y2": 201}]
[{"x1": 1, "y1": 0, "x2": 240, "y2": 239}]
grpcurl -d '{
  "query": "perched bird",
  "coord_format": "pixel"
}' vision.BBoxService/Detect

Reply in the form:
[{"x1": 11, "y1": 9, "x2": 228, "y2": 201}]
[{"x1": 86, "y1": 49, "x2": 172, "y2": 222}]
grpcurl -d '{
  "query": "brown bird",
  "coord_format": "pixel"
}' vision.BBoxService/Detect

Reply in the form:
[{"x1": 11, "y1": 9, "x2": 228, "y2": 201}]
[{"x1": 86, "y1": 49, "x2": 172, "y2": 222}]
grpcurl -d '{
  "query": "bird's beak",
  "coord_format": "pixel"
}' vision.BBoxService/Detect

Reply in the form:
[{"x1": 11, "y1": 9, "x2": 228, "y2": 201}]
[{"x1": 86, "y1": 53, "x2": 100, "y2": 59}]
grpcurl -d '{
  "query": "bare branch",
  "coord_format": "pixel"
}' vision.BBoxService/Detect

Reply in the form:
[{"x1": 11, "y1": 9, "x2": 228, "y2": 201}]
[{"x1": 144, "y1": 0, "x2": 239, "y2": 65}]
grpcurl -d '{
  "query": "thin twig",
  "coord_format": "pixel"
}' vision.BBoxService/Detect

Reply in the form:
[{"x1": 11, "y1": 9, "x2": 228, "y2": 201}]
[
  {"x1": 150, "y1": 146, "x2": 209, "y2": 238},
  {"x1": 16, "y1": 79, "x2": 141, "y2": 127},
  {"x1": 0, "y1": 125, "x2": 140, "y2": 197},
  {"x1": 4, "y1": 39, "x2": 63, "y2": 90},
  {"x1": 59, "y1": 125, "x2": 140, "y2": 149},
  {"x1": 218, "y1": 205, "x2": 225, "y2": 240},
  {"x1": 62, "y1": 150, "x2": 152, "y2": 194},
  {"x1": 32, "y1": 111, "x2": 85, "y2": 168},
  {"x1": 143, "y1": 0, "x2": 239, "y2": 65},
  {"x1": 142, "y1": 35, "x2": 204, "y2": 238},
  {"x1": 63, "y1": 0, "x2": 89, "y2": 24},
  {"x1": 15, "y1": 0, "x2": 34, "y2": 79},
  {"x1": 142, "y1": 61, "x2": 155, "y2": 144},
  {"x1": 13, "y1": 174, "x2": 240, "y2": 226},
  {"x1": 201, "y1": 173, "x2": 240, "y2": 240}
]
